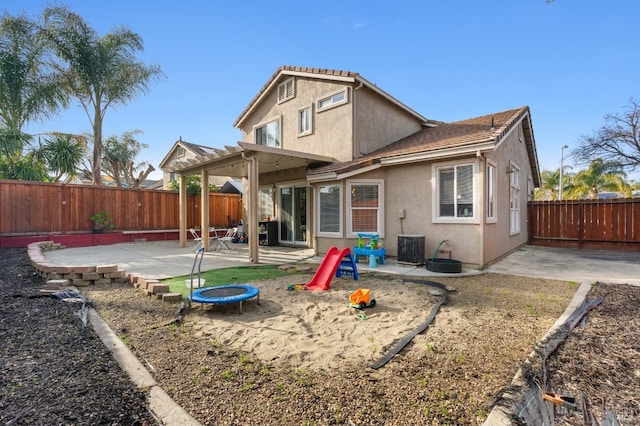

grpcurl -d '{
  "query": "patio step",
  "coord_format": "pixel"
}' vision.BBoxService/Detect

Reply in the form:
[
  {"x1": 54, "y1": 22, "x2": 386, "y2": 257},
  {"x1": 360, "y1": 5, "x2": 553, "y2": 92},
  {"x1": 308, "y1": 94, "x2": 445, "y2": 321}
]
[
  {"x1": 161, "y1": 292, "x2": 182, "y2": 302},
  {"x1": 147, "y1": 283, "x2": 169, "y2": 295}
]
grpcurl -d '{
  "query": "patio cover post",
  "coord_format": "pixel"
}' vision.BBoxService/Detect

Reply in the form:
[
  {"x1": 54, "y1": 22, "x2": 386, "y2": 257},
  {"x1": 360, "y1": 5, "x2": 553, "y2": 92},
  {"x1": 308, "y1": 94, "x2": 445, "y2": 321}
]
[
  {"x1": 245, "y1": 152, "x2": 259, "y2": 263},
  {"x1": 179, "y1": 173, "x2": 187, "y2": 247},
  {"x1": 201, "y1": 167, "x2": 210, "y2": 251}
]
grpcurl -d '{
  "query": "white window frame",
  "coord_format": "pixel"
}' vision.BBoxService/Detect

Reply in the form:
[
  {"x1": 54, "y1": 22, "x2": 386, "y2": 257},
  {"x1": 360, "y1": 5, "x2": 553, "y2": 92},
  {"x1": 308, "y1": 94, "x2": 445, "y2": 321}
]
[
  {"x1": 316, "y1": 183, "x2": 342, "y2": 237},
  {"x1": 346, "y1": 179, "x2": 384, "y2": 238},
  {"x1": 432, "y1": 160, "x2": 479, "y2": 224},
  {"x1": 509, "y1": 162, "x2": 520, "y2": 235},
  {"x1": 277, "y1": 78, "x2": 295, "y2": 103},
  {"x1": 517, "y1": 124, "x2": 524, "y2": 143},
  {"x1": 317, "y1": 88, "x2": 348, "y2": 112},
  {"x1": 254, "y1": 117, "x2": 281, "y2": 148},
  {"x1": 486, "y1": 161, "x2": 497, "y2": 223},
  {"x1": 176, "y1": 147, "x2": 185, "y2": 158},
  {"x1": 259, "y1": 187, "x2": 274, "y2": 221},
  {"x1": 297, "y1": 105, "x2": 313, "y2": 137}
]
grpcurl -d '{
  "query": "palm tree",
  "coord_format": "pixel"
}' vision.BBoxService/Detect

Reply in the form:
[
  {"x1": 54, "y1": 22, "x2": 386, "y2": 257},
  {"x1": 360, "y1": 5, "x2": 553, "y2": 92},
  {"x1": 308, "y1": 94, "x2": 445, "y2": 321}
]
[
  {"x1": 40, "y1": 6, "x2": 163, "y2": 186},
  {"x1": 563, "y1": 159, "x2": 632, "y2": 199},
  {"x1": 0, "y1": 13, "x2": 68, "y2": 178},
  {"x1": 34, "y1": 133, "x2": 86, "y2": 182},
  {"x1": 536, "y1": 169, "x2": 561, "y2": 200},
  {"x1": 0, "y1": 151, "x2": 47, "y2": 180}
]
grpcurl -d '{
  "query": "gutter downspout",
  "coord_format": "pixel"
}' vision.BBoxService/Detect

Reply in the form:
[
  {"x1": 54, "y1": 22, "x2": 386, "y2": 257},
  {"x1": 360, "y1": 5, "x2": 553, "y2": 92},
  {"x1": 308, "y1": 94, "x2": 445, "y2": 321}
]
[
  {"x1": 477, "y1": 152, "x2": 485, "y2": 268},
  {"x1": 353, "y1": 81, "x2": 364, "y2": 158}
]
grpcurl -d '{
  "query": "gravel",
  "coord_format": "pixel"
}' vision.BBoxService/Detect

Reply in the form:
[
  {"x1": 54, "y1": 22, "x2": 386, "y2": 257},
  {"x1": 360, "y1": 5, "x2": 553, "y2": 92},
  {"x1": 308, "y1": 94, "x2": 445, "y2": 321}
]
[{"x1": 0, "y1": 248, "x2": 157, "y2": 425}]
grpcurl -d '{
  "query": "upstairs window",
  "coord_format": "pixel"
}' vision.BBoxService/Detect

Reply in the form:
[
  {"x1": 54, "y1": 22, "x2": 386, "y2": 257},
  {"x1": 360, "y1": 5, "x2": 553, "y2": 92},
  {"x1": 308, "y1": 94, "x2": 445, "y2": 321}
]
[
  {"x1": 277, "y1": 78, "x2": 295, "y2": 103},
  {"x1": 176, "y1": 147, "x2": 185, "y2": 158},
  {"x1": 298, "y1": 105, "x2": 312, "y2": 136},
  {"x1": 317, "y1": 89, "x2": 348, "y2": 112},
  {"x1": 255, "y1": 119, "x2": 280, "y2": 148}
]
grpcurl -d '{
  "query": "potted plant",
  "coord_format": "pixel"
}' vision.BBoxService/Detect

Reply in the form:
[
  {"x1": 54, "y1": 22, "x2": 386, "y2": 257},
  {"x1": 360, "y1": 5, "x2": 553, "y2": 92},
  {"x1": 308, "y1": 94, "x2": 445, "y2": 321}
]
[{"x1": 90, "y1": 210, "x2": 114, "y2": 233}]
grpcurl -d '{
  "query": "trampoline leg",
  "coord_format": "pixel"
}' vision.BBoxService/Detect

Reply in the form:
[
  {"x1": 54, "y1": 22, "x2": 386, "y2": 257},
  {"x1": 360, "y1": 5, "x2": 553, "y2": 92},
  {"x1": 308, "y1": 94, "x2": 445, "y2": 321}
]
[{"x1": 239, "y1": 301, "x2": 243, "y2": 314}]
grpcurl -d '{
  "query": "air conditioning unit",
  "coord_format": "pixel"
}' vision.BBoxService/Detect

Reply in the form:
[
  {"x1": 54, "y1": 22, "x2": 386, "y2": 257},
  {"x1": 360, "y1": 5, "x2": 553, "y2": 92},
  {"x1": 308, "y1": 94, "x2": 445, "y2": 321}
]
[{"x1": 397, "y1": 234, "x2": 425, "y2": 265}]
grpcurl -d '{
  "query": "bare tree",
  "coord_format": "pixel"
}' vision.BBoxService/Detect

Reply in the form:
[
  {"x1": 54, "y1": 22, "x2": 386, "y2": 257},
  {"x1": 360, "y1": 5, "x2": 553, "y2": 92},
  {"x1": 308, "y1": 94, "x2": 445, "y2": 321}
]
[
  {"x1": 102, "y1": 131, "x2": 155, "y2": 188},
  {"x1": 572, "y1": 98, "x2": 640, "y2": 172}
]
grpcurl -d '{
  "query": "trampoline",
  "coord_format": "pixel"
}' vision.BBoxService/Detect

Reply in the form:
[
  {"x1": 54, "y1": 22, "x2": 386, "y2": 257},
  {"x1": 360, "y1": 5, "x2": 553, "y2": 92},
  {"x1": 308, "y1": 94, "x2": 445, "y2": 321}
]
[{"x1": 189, "y1": 284, "x2": 260, "y2": 313}]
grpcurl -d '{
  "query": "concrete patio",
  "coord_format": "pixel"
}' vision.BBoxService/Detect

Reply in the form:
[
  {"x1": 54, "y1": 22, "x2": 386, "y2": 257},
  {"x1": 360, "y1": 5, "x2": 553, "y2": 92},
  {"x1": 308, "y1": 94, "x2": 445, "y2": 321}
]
[{"x1": 41, "y1": 240, "x2": 640, "y2": 285}]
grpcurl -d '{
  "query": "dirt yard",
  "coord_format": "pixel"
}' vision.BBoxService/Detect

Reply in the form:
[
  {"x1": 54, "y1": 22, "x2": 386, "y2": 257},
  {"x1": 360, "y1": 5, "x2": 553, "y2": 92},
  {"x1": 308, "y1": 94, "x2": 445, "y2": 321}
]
[
  {"x1": 84, "y1": 267, "x2": 579, "y2": 425},
  {"x1": 2, "y1": 247, "x2": 638, "y2": 425}
]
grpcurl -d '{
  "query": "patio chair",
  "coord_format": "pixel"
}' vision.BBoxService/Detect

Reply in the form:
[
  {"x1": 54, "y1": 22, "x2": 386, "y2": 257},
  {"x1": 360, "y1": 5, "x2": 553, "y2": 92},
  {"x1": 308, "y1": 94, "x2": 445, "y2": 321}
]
[
  {"x1": 217, "y1": 227, "x2": 238, "y2": 251},
  {"x1": 208, "y1": 227, "x2": 220, "y2": 249},
  {"x1": 189, "y1": 228, "x2": 204, "y2": 252}
]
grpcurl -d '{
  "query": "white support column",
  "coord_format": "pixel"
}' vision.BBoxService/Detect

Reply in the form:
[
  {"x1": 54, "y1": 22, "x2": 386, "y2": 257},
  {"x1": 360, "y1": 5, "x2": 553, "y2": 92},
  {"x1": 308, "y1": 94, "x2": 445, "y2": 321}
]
[
  {"x1": 245, "y1": 152, "x2": 259, "y2": 263},
  {"x1": 201, "y1": 167, "x2": 210, "y2": 251},
  {"x1": 179, "y1": 174, "x2": 187, "y2": 247}
]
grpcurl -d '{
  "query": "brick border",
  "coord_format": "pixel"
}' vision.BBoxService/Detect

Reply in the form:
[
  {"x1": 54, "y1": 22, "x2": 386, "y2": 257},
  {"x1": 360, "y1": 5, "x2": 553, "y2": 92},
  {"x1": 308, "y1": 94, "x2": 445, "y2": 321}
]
[{"x1": 28, "y1": 241, "x2": 127, "y2": 286}]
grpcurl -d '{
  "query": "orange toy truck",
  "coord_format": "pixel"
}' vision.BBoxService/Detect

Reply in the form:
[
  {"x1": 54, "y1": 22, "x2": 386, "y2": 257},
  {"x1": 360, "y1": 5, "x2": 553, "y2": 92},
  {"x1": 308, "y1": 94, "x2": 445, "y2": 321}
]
[{"x1": 349, "y1": 288, "x2": 376, "y2": 309}]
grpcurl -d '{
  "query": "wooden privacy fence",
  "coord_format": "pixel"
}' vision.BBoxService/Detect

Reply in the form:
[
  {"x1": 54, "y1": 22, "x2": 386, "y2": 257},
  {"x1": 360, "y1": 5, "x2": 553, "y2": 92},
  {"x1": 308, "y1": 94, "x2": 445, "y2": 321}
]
[
  {"x1": 0, "y1": 180, "x2": 242, "y2": 235},
  {"x1": 528, "y1": 198, "x2": 640, "y2": 250}
]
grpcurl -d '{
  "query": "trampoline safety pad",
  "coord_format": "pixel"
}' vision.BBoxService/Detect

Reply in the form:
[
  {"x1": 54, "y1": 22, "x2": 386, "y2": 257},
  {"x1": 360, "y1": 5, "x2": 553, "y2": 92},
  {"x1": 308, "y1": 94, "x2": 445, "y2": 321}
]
[{"x1": 189, "y1": 284, "x2": 260, "y2": 314}]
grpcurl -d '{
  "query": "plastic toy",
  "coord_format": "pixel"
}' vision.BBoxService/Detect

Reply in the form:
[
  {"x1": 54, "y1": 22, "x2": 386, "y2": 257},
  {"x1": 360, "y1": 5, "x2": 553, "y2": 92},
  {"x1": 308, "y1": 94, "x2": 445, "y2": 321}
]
[
  {"x1": 303, "y1": 247, "x2": 357, "y2": 291},
  {"x1": 349, "y1": 288, "x2": 376, "y2": 309}
]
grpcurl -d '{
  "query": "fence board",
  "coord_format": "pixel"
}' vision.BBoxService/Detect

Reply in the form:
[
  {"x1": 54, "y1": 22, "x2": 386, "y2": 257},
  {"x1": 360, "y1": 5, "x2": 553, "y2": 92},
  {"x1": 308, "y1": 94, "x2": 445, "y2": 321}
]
[
  {"x1": 528, "y1": 198, "x2": 640, "y2": 250},
  {"x1": 0, "y1": 180, "x2": 242, "y2": 235}
]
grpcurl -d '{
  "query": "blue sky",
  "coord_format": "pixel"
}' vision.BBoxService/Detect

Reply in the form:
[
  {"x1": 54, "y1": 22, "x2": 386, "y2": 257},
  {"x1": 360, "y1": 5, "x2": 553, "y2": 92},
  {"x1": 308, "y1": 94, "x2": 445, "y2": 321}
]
[{"x1": 4, "y1": 0, "x2": 639, "y2": 180}]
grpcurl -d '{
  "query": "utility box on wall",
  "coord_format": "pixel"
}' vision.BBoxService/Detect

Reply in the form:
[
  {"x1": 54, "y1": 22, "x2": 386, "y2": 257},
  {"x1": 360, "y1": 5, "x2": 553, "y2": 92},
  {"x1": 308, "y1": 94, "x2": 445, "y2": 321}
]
[{"x1": 397, "y1": 234, "x2": 425, "y2": 265}]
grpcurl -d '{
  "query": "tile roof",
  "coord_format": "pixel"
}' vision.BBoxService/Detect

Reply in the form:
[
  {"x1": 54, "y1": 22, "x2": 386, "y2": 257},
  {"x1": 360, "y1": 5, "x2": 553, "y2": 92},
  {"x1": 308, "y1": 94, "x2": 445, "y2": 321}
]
[
  {"x1": 308, "y1": 106, "x2": 530, "y2": 175},
  {"x1": 375, "y1": 106, "x2": 528, "y2": 157}
]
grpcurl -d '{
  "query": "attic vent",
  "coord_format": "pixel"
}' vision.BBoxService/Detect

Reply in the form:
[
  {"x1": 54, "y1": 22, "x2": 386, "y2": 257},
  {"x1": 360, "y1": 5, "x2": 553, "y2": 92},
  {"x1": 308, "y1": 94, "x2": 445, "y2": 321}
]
[{"x1": 277, "y1": 78, "x2": 295, "y2": 103}]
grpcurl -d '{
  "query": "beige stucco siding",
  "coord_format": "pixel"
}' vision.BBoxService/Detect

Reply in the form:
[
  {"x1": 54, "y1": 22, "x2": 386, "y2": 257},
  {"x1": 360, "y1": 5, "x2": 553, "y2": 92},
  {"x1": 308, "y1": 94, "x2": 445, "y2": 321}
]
[
  {"x1": 313, "y1": 160, "x2": 484, "y2": 267},
  {"x1": 420, "y1": 158, "x2": 484, "y2": 267},
  {"x1": 238, "y1": 78, "x2": 354, "y2": 162},
  {"x1": 354, "y1": 88, "x2": 424, "y2": 155},
  {"x1": 482, "y1": 122, "x2": 533, "y2": 266}
]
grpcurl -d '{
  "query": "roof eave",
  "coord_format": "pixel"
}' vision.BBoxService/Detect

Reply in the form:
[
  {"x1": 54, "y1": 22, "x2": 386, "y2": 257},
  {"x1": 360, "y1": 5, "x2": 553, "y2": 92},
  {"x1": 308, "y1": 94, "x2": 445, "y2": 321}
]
[
  {"x1": 307, "y1": 163, "x2": 383, "y2": 183},
  {"x1": 379, "y1": 141, "x2": 496, "y2": 166}
]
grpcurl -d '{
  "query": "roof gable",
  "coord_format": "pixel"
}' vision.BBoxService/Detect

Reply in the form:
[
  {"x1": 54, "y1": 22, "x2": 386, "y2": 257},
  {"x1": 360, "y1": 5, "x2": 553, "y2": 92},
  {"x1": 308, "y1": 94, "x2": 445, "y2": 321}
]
[
  {"x1": 233, "y1": 65, "x2": 437, "y2": 128},
  {"x1": 159, "y1": 138, "x2": 216, "y2": 169}
]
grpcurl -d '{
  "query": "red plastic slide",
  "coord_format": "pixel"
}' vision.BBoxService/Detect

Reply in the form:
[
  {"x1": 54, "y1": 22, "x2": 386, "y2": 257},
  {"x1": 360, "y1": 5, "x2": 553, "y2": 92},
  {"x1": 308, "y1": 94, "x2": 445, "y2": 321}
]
[{"x1": 304, "y1": 247, "x2": 351, "y2": 291}]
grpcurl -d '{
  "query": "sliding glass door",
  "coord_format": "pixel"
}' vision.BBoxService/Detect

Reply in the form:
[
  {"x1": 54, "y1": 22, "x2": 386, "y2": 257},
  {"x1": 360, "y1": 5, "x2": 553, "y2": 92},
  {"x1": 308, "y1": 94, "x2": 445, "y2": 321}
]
[{"x1": 279, "y1": 185, "x2": 308, "y2": 245}]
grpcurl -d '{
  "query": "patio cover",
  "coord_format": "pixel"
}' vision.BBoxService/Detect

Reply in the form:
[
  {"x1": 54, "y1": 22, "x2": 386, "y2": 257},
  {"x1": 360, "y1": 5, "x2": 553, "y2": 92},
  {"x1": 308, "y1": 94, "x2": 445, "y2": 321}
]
[{"x1": 164, "y1": 142, "x2": 333, "y2": 263}]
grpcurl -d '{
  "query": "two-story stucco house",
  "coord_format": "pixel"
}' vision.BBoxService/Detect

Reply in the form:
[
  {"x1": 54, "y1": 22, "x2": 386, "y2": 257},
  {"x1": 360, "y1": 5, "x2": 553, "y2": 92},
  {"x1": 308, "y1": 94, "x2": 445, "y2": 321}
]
[{"x1": 161, "y1": 65, "x2": 540, "y2": 268}]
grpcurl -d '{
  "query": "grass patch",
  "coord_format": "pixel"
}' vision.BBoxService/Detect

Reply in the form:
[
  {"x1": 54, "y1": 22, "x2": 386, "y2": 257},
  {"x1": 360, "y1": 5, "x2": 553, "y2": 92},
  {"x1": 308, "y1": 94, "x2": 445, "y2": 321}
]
[{"x1": 161, "y1": 265, "x2": 299, "y2": 299}]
